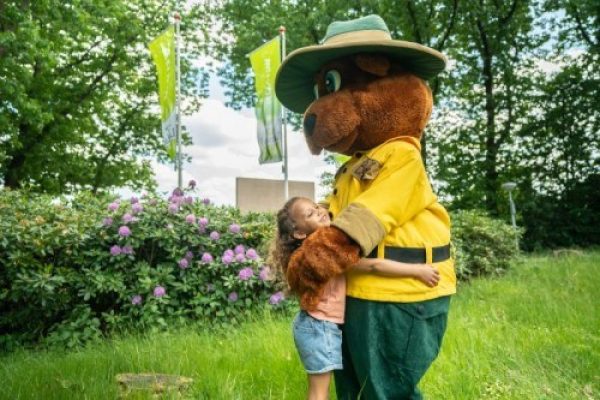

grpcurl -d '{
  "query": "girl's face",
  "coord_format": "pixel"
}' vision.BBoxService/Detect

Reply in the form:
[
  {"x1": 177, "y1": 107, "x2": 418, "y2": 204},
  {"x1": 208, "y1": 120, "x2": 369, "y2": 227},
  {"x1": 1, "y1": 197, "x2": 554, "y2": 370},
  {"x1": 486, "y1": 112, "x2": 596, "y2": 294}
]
[{"x1": 290, "y1": 198, "x2": 331, "y2": 239}]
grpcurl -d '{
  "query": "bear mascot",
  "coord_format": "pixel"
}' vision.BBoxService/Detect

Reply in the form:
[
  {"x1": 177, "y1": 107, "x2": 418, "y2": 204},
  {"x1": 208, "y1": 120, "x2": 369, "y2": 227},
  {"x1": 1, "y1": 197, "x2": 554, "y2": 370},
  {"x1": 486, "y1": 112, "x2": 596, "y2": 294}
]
[{"x1": 274, "y1": 15, "x2": 457, "y2": 399}]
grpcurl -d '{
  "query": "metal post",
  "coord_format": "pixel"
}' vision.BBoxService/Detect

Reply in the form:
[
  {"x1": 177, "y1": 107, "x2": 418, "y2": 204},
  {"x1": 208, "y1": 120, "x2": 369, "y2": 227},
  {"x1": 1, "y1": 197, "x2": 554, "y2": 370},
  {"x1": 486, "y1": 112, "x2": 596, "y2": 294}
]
[
  {"x1": 508, "y1": 191, "x2": 518, "y2": 251},
  {"x1": 174, "y1": 11, "x2": 182, "y2": 189},
  {"x1": 279, "y1": 26, "x2": 288, "y2": 201}
]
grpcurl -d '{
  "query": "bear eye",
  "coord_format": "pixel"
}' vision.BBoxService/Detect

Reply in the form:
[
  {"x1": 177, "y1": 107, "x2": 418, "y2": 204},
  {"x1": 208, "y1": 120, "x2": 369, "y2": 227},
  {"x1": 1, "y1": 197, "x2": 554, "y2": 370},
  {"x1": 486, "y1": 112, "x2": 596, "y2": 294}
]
[
  {"x1": 324, "y1": 70, "x2": 341, "y2": 93},
  {"x1": 313, "y1": 83, "x2": 319, "y2": 100}
]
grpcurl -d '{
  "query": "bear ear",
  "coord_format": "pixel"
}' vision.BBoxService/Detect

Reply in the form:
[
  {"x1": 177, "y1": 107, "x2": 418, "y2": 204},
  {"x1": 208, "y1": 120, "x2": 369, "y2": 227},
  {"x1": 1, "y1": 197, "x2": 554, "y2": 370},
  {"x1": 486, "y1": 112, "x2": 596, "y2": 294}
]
[{"x1": 354, "y1": 54, "x2": 390, "y2": 77}]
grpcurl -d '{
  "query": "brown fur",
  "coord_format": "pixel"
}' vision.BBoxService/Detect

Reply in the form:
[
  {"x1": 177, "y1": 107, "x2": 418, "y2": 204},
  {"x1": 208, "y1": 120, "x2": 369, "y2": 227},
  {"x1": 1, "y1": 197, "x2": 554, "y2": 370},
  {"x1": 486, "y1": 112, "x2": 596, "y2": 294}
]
[
  {"x1": 286, "y1": 226, "x2": 360, "y2": 310},
  {"x1": 288, "y1": 54, "x2": 432, "y2": 311},
  {"x1": 305, "y1": 54, "x2": 432, "y2": 156}
]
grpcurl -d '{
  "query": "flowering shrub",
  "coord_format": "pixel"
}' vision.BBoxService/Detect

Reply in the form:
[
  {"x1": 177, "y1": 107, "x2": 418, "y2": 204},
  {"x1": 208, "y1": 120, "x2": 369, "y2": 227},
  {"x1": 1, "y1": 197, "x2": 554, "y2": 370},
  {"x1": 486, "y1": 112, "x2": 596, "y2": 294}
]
[
  {"x1": 0, "y1": 188, "x2": 285, "y2": 350},
  {"x1": 0, "y1": 187, "x2": 518, "y2": 350}
]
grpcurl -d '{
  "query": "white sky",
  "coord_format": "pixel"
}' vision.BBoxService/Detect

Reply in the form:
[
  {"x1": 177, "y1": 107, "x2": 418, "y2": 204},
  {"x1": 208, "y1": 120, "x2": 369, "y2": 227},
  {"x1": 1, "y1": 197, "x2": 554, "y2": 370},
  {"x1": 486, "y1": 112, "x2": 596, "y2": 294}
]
[{"x1": 138, "y1": 71, "x2": 331, "y2": 206}]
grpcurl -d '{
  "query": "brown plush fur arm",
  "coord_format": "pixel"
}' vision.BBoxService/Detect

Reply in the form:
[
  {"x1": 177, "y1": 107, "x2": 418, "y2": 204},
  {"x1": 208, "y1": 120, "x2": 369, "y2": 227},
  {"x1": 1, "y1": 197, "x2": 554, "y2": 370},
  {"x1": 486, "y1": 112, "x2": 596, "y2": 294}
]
[{"x1": 286, "y1": 226, "x2": 360, "y2": 310}]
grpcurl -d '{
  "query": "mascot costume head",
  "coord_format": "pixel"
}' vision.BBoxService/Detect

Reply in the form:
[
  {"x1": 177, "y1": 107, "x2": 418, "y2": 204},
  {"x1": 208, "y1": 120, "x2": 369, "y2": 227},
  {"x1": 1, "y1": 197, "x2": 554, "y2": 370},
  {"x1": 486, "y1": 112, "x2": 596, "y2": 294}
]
[{"x1": 275, "y1": 15, "x2": 457, "y2": 399}]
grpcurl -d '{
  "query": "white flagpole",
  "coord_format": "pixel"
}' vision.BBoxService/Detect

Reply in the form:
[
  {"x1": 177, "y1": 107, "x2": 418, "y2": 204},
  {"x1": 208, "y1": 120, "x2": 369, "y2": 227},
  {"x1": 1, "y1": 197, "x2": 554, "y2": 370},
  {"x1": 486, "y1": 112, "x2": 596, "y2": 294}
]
[
  {"x1": 279, "y1": 26, "x2": 288, "y2": 201},
  {"x1": 175, "y1": 11, "x2": 182, "y2": 189}
]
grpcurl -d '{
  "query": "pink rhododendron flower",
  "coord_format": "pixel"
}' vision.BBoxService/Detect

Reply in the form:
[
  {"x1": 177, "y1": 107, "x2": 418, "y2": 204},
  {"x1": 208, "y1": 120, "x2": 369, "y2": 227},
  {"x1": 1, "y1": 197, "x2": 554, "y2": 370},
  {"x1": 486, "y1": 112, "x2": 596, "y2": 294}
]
[
  {"x1": 108, "y1": 202, "x2": 119, "y2": 211},
  {"x1": 229, "y1": 224, "x2": 241, "y2": 234},
  {"x1": 238, "y1": 267, "x2": 254, "y2": 281},
  {"x1": 228, "y1": 292, "x2": 238, "y2": 302},
  {"x1": 210, "y1": 231, "x2": 220, "y2": 241},
  {"x1": 179, "y1": 258, "x2": 189, "y2": 269},
  {"x1": 110, "y1": 245, "x2": 122, "y2": 256},
  {"x1": 269, "y1": 291, "x2": 284, "y2": 305},
  {"x1": 246, "y1": 248, "x2": 258, "y2": 260},
  {"x1": 185, "y1": 214, "x2": 196, "y2": 224},
  {"x1": 153, "y1": 286, "x2": 166, "y2": 297},
  {"x1": 131, "y1": 295, "x2": 142, "y2": 305},
  {"x1": 234, "y1": 244, "x2": 245, "y2": 254},
  {"x1": 118, "y1": 226, "x2": 131, "y2": 237},
  {"x1": 201, "y1": 252, "x2": 213, "y2": 263}
]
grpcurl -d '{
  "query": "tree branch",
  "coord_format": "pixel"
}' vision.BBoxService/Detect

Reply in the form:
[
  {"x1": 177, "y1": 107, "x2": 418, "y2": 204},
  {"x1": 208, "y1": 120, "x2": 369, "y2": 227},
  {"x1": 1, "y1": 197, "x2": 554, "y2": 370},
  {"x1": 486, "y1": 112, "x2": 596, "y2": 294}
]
[
  {"x1": 405, "y1": 0, "x2": 423, "y2": 43},
  {"x1": 570, "y1": 4, "x2": 597, "y2": 49},
  {"x1": 437, "y1": 0, "x2": 458, "y2": 51}
]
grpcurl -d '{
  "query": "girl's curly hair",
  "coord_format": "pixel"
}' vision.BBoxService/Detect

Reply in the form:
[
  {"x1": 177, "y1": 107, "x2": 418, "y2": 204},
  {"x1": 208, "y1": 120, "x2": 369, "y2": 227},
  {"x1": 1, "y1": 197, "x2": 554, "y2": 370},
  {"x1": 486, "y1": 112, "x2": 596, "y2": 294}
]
[{"x1": 267, "y1": 197, "x2": 303, "y2": 289}]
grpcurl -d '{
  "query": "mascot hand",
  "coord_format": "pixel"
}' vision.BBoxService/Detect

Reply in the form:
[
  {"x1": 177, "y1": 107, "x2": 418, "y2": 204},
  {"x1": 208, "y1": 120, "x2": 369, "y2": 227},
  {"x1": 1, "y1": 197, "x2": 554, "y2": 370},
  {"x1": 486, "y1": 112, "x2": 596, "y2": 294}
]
[{"x1": 287, "y1": 226, "x2": 360, "y2": 310}]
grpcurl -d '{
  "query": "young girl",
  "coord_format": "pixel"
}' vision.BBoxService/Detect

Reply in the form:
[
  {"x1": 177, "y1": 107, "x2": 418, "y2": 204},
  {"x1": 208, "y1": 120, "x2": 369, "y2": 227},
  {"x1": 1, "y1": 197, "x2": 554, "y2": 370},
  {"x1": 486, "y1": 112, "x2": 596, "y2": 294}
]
[{"x1": 269, "y1": 196, "x2": 439, "y2": 400}]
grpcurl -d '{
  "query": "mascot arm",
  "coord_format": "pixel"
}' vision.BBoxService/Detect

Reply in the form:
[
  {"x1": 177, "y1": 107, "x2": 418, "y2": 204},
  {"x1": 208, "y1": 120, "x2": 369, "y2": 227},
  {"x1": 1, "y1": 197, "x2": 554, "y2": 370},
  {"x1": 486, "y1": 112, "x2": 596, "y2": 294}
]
[
  {"x1": 286, "y1": 226, "x2": 360, "y2": 310},
  {"x1": 333, "y1": 146, "x2": 436, "y2": 255}
]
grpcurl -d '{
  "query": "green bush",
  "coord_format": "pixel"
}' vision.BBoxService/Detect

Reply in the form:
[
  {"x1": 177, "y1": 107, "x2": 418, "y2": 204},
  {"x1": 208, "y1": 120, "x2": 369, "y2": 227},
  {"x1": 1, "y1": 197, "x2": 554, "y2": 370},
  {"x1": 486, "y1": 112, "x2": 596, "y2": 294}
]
[
  {"x1": 0, "y1": 188, "x2": 285, "y2": 350},
  {"x1": 0, "y1": 188, "x2": 520, "y2": 351},
  {"x1": 451, "y1": 209, "x2": 521, "y2": 281}
]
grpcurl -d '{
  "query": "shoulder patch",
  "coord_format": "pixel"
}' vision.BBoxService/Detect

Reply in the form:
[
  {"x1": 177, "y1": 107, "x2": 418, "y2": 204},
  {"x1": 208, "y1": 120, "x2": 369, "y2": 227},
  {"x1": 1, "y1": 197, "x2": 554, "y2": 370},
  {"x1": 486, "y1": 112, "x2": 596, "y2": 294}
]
[{"x1": 351, "y1": 157, "x2": 382, "y2": 181}]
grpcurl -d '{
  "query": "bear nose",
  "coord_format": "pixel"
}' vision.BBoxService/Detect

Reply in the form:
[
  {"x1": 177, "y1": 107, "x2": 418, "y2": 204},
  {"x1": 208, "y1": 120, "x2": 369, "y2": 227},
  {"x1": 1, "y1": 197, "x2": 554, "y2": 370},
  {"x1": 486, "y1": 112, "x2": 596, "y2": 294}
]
[{"x1": 303, "y1": 113, "x2": 317, "y2": 136}]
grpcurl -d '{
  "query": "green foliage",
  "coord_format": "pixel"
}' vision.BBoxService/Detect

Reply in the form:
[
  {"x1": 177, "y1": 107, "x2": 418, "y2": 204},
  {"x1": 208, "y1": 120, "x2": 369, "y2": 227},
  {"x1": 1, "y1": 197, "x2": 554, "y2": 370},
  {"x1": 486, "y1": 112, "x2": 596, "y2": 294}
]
[
  {"x1": 0, "y1": 186, "x2": 523, "y2": 350},
  {"x1": 0, "y1": 0, "x2": 209, "y2": 193},
  {"x1": 451, "y1": 210, "x2": 521, "y2": 280},
  {"x1": 1, "y1": 252, "x2": 597, "y2": 399},
  {"x1": 0, "y1": 188, "x2": 286, "y2": 350}
]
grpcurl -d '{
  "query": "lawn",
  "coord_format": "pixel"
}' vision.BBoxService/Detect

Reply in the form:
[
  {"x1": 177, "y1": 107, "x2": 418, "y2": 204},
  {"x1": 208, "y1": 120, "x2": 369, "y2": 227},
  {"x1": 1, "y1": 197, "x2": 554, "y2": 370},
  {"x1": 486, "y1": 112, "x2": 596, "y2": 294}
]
[{"x1": 1, "y1": 251, "x2": 598, "y2": 399}]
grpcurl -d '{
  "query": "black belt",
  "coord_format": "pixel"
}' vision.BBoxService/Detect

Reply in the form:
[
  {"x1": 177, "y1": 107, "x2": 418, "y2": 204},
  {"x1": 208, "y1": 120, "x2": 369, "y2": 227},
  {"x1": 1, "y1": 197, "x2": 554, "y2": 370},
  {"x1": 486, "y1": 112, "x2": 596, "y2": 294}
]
[{"x1": 367, "y1": 244, "x2": 451, "y2": 264}]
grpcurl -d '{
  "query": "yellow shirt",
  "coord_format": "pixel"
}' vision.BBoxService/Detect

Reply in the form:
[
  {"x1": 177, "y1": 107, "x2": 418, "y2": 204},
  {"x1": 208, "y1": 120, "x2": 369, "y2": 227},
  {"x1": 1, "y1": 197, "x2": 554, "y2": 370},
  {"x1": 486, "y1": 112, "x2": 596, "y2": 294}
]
[{"x1": 327, "y1": 136, "x2": 457, "y2": 302}]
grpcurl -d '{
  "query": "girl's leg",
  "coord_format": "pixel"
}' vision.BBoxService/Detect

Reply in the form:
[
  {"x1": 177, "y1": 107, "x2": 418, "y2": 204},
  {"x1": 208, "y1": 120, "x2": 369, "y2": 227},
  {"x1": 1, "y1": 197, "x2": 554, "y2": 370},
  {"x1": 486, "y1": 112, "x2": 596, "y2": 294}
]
[{"x1": 307, "y1": 372, "x2": 331, "y2": 400}]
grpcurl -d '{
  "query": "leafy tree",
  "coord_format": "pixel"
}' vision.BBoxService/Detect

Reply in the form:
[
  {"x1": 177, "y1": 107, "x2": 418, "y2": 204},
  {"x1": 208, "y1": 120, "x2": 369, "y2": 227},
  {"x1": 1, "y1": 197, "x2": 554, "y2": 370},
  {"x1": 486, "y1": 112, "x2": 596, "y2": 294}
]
[
  {"x1": 431, "y1": 0, "x2": 541, "y2": 213},
  {"x1": 0, "y1": 0, "x2": 209, "y2": 194}
]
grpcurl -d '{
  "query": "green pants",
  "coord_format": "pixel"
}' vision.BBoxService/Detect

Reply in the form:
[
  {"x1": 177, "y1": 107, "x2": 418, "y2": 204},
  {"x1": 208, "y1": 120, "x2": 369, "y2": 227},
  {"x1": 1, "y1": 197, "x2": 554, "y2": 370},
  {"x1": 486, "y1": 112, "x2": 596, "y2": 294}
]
[{"x1": 334, "y1": 296, "x2": 451, "y2": 400}]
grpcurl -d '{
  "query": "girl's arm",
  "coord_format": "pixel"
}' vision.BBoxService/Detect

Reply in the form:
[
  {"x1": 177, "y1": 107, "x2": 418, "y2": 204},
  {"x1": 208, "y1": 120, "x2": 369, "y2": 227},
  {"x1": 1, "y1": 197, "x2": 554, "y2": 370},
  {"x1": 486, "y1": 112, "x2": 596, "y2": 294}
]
[{"x1": 352, "y1": 258, "x2": 440, "y2": 287}]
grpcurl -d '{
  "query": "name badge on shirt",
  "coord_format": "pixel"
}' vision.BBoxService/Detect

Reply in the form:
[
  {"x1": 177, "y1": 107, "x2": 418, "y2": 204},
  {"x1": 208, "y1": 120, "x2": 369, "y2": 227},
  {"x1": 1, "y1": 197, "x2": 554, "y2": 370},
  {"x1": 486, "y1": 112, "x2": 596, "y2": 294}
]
[{"x1": 351, "y1": 157, "x2": 382, "y2": 181}]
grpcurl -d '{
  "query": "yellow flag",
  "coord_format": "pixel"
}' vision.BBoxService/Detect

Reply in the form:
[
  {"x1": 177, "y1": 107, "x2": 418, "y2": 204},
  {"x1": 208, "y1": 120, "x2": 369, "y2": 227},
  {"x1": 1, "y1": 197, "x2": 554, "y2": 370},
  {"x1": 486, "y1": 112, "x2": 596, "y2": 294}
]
[
  {"x1": 149, "y1": 27, "x2": 177, "y2": 153},
  {"x1": 249, "y1": 37, "x2": 282, "y2": 164}
]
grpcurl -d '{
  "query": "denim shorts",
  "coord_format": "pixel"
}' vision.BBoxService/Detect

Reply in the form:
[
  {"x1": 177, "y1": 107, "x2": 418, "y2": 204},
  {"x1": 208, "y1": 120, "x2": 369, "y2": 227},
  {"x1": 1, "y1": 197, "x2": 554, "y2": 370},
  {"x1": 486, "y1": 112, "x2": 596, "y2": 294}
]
[{"x1": 292, "y1": 310, "x2": 343, "y2": 374}]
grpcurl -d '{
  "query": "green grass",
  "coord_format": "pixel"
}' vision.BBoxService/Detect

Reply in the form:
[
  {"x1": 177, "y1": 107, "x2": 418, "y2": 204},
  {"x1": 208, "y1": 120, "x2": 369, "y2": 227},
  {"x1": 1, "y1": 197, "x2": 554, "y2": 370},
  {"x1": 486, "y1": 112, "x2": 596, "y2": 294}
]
[{"x1": 1, "y1": 251, "x2": 599, "y2": 399}]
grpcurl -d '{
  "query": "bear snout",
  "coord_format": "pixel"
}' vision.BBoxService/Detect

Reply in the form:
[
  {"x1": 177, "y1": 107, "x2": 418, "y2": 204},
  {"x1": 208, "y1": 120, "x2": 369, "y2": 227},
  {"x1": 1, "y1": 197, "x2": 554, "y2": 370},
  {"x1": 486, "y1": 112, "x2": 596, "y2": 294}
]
[{"x1": 303, "y1": 113, "x2": 317, "y2": 136}]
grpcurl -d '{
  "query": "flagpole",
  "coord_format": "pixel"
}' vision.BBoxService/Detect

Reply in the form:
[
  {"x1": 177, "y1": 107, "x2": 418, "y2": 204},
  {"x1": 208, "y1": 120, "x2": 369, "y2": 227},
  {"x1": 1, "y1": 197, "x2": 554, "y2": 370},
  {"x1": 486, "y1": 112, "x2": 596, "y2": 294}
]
[
  {"x1": 279, "y1": 26, "x2": 288, "y2": 201},
  {"x1": 174, "y1": 11, "x2": 182, "y2": 189}
]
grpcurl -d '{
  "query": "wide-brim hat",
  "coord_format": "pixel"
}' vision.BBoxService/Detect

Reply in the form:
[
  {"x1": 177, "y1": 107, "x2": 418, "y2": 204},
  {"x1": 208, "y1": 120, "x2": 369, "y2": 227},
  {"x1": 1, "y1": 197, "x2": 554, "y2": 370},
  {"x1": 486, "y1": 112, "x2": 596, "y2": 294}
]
[{"x1": 275, "y1": 14, "x2": 447, "y2": 114}]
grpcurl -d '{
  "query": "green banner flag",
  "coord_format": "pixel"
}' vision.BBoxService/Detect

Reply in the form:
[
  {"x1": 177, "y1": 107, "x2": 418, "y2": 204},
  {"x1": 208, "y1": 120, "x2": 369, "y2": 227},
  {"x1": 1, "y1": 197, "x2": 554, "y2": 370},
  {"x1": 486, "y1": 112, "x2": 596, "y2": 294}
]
[
  {"x1": 249, "y1": 37, "x2": 283, "y2": 164},
  {"x1": 149, "y1": 27, "x2": 177, "y2": 155}
]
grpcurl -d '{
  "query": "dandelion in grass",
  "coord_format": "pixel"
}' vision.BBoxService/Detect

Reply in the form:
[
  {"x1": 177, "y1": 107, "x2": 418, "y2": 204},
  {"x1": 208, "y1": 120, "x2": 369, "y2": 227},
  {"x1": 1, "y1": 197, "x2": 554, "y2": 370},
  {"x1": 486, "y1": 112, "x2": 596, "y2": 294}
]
[
  {"x1": 229, "y1": 223, "x2": 241, "y2": 234},
  {"x1": 179, "y1": 258, "x2": 189, "y2": 269},
  {"x1": 228, "y1": 292, "x2": 238, "y2": 302},
  {"x1": 122, "y1": 245, "x2": 134, "y2": 255},
  {"x1": 210, "y1": 231, "x2": 220, "y2": 241},
  {"x1": 246, "y1": 248, "x2": 258, "y2": 260},
  {"x1": 108, "y1": 202, "x2": 119, "y2": 211},
  {"x1": 153, "y1": 286, "x2": 166, "y2": 298},
  {"x1": 238, "y1": 267, "x2": 254, "y2": 281},
  {"x1": 201, "y1": 252, "x2": 213, "y2": 263},
  {"x1": 118, "y1": 226, "x2": 131, "y2": 237},
  {"x1": 269, "y1": 291, "x2": 284, "y2": 305},
  {"x1": 102, "y1": 217, "x2": 113, "y2": 227},
  {"x1": 110, "y1": 245, "x2": 122, "y2": 256},
  {"x1": 131, "y1": 295, "x2": 142, "y2": 305},
  {"x1": 185, "y1": 214, "x2": 196, "y2": 224},
  {"x1": 132, "y1": 203, "x2": 143, "y2": 214},
  {"x1": 122, "y1": 213, "x2": 134, "y2": 223}
]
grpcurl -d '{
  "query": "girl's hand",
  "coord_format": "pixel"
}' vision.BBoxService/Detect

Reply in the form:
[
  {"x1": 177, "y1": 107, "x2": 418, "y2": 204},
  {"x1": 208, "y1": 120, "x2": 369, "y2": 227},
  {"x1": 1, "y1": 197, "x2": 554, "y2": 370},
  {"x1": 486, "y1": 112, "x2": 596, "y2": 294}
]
[{"x1": 415, "y1": 264, "x2": 440, "y2": 287}]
